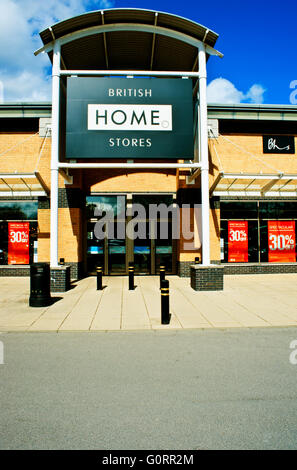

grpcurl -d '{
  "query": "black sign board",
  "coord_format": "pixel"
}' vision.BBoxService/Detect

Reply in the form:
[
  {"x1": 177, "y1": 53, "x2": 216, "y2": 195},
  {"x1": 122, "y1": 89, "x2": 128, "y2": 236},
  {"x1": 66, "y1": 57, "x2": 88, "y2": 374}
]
[
  {"x1": 263, "y1": 135, "x2": 295, "y2": 154},
  {"x1": 65, "y1": 77, "x2": 194, "y2": 159}
]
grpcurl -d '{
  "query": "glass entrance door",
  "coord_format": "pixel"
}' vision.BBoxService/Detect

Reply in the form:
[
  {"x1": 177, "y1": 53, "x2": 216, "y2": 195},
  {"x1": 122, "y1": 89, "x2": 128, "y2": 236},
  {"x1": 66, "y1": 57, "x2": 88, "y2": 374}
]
[
  {"x1": 131, "y1": 194, "x2": 175, "y2": 274},
  {"x1": 86, "y1": 225, "x2": 126, "y2": 275},
  {"x1": 133, "y1": 220, "x2": 174, "y2": 274},
  {"x1": 155, "y1": 220, "x2": 173, "y2": 273},
  {"x1": 86, "y1": 222, "x2": 105, "y2": 274},
  {"x1": 108, "y1": 238, "x2": 126, "y2": 274},
  {"x1": 86, "y1": 195, "x2": 126, "y2": 275},
  {"x1": 86, "y1": 194, "x2": 176, "y2": 275}
]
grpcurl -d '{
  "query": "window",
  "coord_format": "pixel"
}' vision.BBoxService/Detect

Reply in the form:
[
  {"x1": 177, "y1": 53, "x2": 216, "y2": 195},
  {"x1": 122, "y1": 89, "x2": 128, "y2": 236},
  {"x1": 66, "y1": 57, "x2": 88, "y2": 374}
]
[
  {"x1": 259, "y1": 201, "x2": 297, "y2": 219},
  {"x1": 220, "y1": 201, "x2": 258, "y2": 220},
  {"x1": 0, "y1": 201, "x2": 38, "y2": 265},
  {"x1": 220, "y1": 200, "x2": 297, "y2": 263},
  {"x1": 0, "y1": 201, "x2": 38, "y2": 220}
]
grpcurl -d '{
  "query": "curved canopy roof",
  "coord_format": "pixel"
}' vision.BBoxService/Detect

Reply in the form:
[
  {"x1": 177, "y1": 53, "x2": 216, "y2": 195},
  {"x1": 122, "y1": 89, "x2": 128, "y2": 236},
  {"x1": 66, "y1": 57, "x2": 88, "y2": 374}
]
[{"x1": 35, "y1": 8, "x2": 221, "y2": 72}]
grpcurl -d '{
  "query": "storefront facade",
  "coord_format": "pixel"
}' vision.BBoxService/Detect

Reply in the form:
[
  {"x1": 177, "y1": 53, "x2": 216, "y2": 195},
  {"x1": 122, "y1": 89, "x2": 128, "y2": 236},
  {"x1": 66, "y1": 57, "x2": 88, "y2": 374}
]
[
  {"x1": 0, "y1": 9, "x2": 297, "y2": 285},
  {"x1": 209, "y1": 105, "x2": 297, "y2": 274}
]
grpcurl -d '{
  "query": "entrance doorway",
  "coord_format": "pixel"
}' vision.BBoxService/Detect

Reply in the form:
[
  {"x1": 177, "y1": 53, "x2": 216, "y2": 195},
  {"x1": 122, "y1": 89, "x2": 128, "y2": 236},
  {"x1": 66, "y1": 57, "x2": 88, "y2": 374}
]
[
  {"x1": 86, "y1": 194, "x2": 176, "y2": 275},
  {"x1": 86, "y1": 223, "x2": 127, "y2": 275},
  {"x1": 133, "y1": 219, "x2": 174, "y2": 274}
]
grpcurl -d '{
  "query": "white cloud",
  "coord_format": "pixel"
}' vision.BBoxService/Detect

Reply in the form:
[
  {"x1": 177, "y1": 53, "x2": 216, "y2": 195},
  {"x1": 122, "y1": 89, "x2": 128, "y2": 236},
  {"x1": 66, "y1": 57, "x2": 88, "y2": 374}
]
[
  {"x1": 0, "y1": 2, "x2": 266, "y2": 104},
  {"x1": 0, "y1": 0, "x2": 115, "y2": 101},
  {"x1": 207, "y1": 77, "x2": 266, "y2": 104},
  {"x1": 207, "y1": 78, "x2": 244, "y2": 104},
  {"x1": 245, "y1": 84, "x2": 266, "y2": 104},
  {"x1": 0, "y1": 71, "x2": 51, "y2": 102}
]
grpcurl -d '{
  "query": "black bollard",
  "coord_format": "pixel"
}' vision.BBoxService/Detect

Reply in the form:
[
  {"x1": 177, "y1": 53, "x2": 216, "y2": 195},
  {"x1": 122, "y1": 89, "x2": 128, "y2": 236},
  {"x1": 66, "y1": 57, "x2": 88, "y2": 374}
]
[
  {"x1": 129, "y1": 262, "x2": 134, "y2": 290},
  {"x1": 195, "y1": 257, "x2": 200, "y2": 264},
  {"x1": 159, "y1": 264, "x2": 166, "y2": 289},
  {"x1": 161, "y1": 279, "x2": 170, "y2": 324},
  {"x1": 96, "y1": 266, "x2": 103, "y2": 290}
]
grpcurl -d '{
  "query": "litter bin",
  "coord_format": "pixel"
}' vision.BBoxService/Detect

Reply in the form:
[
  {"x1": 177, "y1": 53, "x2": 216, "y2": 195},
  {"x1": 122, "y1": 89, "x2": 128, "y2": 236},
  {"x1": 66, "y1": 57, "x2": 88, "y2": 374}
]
[{"x1": 29, "y1": 262, "x2": 51, "y2": 307}]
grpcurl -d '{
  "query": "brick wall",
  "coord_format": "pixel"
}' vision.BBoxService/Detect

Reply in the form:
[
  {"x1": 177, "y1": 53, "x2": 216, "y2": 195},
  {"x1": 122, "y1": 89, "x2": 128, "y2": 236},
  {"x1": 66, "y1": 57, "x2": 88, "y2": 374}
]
[
  {"x1": 50, "y1": 266, "x2": 71, "y2": 292},
  {"x1": 37, "y1": 190, "x2": 83, "y2": 280},
  {"x1": 190, "y1": 265, "x2": 224, "y2": 291},
  {"x1": 0, "y1": 266, "x2": 30, "y2": 276},
  {"x1": 223, "y1": 263, "x2": 297, "y2": 275},
  {"x1": 85, "y1": 168, "x2": 177, "y2": 193},
  {"x1": 209, "y1": 135, "x2": 297, "y2": 188}
]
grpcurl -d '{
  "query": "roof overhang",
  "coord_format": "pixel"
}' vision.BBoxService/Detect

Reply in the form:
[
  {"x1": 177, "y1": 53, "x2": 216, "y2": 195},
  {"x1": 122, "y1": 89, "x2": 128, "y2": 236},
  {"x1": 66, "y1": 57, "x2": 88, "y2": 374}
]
[
  {"x1": 35, "y1": 8, "x2": 222, "y2": 71},
  {"x1": 0, "y1": 173, "x2": 49, "y2": 197},
  {"x1": 211, "y1": 172, "x2": 297, "y2": 197}
]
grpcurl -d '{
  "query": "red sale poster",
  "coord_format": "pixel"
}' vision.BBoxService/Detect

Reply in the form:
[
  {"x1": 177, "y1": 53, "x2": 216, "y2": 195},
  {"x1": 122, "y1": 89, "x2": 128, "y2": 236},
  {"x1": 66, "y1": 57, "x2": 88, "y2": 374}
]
[
  {"x1": 268, "y1": 221, "x2": 296, "y2": 262},
  {"x1": 8, "y1": 222, "x2": 30, "y2": 265},
  {"x1": 228, "y1": 221, "x2": 248, "y2": 262}
]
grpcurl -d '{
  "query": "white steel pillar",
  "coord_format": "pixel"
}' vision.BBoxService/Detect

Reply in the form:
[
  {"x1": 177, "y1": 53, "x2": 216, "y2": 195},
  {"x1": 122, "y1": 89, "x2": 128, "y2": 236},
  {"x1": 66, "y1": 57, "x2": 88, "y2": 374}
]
[
  {"x1": 198, "y1": 45, "x2": 210, "y2": 265},
  {"x1": 50, "y1": 41, "x2": 61, "y2": 267}
]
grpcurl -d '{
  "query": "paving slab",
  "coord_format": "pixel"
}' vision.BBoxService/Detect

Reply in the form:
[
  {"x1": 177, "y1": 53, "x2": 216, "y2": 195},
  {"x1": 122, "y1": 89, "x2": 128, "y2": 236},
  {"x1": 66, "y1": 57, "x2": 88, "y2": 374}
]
[
  {"x1": 90, "y1": 277, "x2": 122, "y2": 330},
  {"x1": 1, "y1": 273, "x2": 297, "y2": 331},
  {"x1": 59, "y1": 277, "x2": 105, "y2": 331},
  {"x1": 121, "y1": 278, "x2": 151, "y2": 330}
]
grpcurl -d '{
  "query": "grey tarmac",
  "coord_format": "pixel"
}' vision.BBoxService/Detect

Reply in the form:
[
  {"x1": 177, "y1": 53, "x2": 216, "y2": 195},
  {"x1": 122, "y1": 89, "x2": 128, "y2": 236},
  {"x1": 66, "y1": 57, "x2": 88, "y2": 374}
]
[{"x1": 0, "y1": 327, "x2": 296, "y2": 450}]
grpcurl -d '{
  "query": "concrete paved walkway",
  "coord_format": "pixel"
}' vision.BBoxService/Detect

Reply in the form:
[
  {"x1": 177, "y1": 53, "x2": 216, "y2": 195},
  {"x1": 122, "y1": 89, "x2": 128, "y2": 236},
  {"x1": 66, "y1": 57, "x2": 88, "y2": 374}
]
[{"x1": 1, "y1": 274, "x2": 297, "y2": 331}]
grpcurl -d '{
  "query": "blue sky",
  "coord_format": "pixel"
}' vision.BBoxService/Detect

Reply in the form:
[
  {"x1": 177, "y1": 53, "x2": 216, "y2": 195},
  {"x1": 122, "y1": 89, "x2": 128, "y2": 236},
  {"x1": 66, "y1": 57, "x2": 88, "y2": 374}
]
[{"x1": 0, "y1": 0, "x2": 296, "y2": 104}]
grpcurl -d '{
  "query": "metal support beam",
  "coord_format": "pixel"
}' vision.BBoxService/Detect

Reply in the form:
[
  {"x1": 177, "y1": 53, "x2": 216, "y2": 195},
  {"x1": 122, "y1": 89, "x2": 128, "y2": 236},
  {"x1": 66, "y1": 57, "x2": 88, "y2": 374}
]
[
  {"x1": 209, "y1": 172, "x2": 224, "y2": 195},
  {"x1": 150, "y1": 13, "x2": 158, "y2": 70},
  {"x1": 34, "y1": 23, "x2": 223, "y2": 58},
  {"x1": 193, "y1": 103, "x2": 198, "y2": 158},
  {"x1": 101, "y1": 11, "x2": 109, "y2": 69},
  {"x1": 60, "y1": 69, "x2": 200, "y2": 77},
  {"x1": 50, "y1": 42, "x2": 61, "y2": 268},
  {"x1": 58, "y1": 169, "x2": 73, "y2": 184},
  {"x1": 198, "y1": 45, "x2": 210, "y2": 266},
  {"x1": 59, "y1": 162, "x2": 201, "y2": 169},
  {"x1": 244, "y1": 178, "x2": 256, "y2": 190},
  {"x1": 187, "y1": 167, "x2": 201, "y2": 183},
  {"x1": 226, "y1": 178, "x2": 238, "y2": 190},
  {"x1": 49, "y1": 27, "x2": 66, "y2": 70},
  {"x1": 192, "y1": 56, "x2": 198, "y2": 72},
  {"x1": 261, "y1": 178, "x2": 280, "y2": 195},
  {"x1": 208, "y1": 172, "x2": 297, "y2": 196},
  {"x1": 20, "y1": 177, "x2": 31, "y2": 193},
  {"x1": 34, "y1": 172, "x2": 50, "y2": 194},
  {"x1": 278, "y1": 178, "x2": 293, "y2": 191},
  {"x1": 0, "y1": 178, "x2": 12, "y2": 191},
  {"x1": 216, "y1": 173, "x2": 283, "y2": 180}
]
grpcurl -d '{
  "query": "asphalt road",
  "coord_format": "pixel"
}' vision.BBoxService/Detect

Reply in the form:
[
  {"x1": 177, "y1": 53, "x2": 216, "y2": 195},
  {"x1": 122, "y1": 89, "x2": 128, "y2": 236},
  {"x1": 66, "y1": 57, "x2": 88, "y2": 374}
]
[{"x1": 0, "y1": 328, "x2": 296, "y2": 450}]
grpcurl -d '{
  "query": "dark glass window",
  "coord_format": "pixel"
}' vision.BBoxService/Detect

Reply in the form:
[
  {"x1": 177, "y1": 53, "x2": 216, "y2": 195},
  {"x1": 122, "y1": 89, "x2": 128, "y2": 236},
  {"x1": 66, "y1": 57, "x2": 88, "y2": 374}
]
[
  {"x1": 0, "y1": 118, "x2": 39, "y2": 132},
  {"x1": 259, "y1": 221, "x2": 268, "y2": 262},
  {"x1": 86, "y1": 195, "x2": 126, "y2": 219},
  {"x1": 132, "y1": 195, "x2": 173, "y2": 212},
  {"x1": 0, "y1": 201, "x2": 38, "y2": 220},
  {"x1": 259, "y1": 201, "x2": 297, "y2": 219},
  {"x1": 248, "y1": 220, "x2": 259, "y2": 262},
  {"x1": 220, "y1": 220, "x2": 228, "y2": 263},
  {"x1": 220, "y1": 201, "x2": 258, "y2": 220}
]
